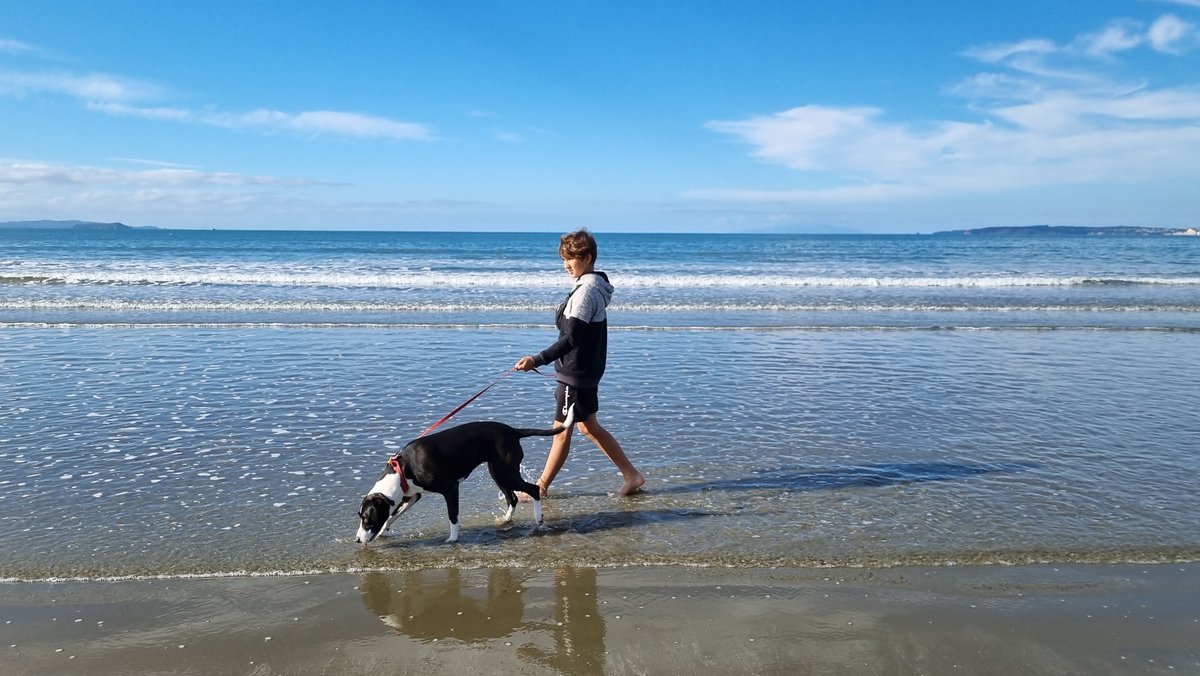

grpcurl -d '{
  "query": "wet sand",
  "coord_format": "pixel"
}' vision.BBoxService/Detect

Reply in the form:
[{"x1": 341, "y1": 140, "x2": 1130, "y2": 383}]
[{"x1": 3, "y1": 563, "x2": 1197, "y2": 675}]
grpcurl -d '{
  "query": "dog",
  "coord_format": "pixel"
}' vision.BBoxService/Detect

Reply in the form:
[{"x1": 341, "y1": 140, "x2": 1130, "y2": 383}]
[{"x1": 355, "y1": 405, "x2": 574, "y2": 546}]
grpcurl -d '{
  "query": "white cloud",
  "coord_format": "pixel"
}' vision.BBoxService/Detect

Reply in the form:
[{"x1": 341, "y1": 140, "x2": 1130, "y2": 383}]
[
  {"x1": 110, "y1": 157, "x2": 203, "y2": 169},
  {"x1": 1079, "y1": 21, "x2": 1145, "y2": 56},
  {"x1": 256, "y1": 110, "x2": 434, "y2": 141},
  {"x1": 86, "y1": 101, "x2": 192, "y2": 121},
  {"x1": 0, "y1": 159, "x2": 347, "y2": 228},
  {"x1": 963, "y1": 39, "x2": 1058, "y2": 64},
  {"x1": 0, "y1": 38, "x2": 36, "y2": 55},
  {"x1": 86, "y1": 101, "x2": 433, "y2": 141},
  {"x1": 708, "y1": 105, "x2": 984, "y2": 180},
  {"x1": 1148, "y1": 14, "x2": 1195, "y2": 52},
  {"x1": 0, "y1": 160, "x2": 319, "y2": 188},
  {"x1": 686, "y1": 183, "x2": 925, "y2": 204},
  {"x1": 963, "y1": 15, "x2": 1197, "y2": 74},
  {"x1": 2, "y1": 56, "x2": 434, "y2": 142},
  {"x1": 699, "y1": 15, "x2": 1200, "y2": 205},
  {"x1": 0, "y1": 69, "x2": 162, "y2": 102}
]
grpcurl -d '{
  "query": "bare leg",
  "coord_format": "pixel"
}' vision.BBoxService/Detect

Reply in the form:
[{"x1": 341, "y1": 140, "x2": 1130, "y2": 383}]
[
  {"x1": 519, "y1": 423, "x2": 571, "y2": 501},
  {"x1": 536, "y1": 422, "x2": 573, "y2": 497},
  {"x1": 576, "y1": 415, "x2": 645, "y2": 496}
]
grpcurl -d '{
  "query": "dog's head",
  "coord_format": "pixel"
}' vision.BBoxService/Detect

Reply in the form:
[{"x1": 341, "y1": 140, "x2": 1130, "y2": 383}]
[{"x1": 355, "y1": 493, "x2": 393, "y2": 546}]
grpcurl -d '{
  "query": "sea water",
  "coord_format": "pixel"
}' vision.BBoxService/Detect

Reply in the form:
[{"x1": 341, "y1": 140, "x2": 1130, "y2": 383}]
[{"x1": 1, "y1": 229, "x2": 1197, "y2": 580}]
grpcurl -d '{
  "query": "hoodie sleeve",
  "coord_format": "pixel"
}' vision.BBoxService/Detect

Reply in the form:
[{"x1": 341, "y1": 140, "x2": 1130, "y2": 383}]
[
  {"x1": 533, "y1": 316, "x2": 588, "y2": 367},
  {"x1": 532, "y1": 275, "x2": 608, "y2": 367}
]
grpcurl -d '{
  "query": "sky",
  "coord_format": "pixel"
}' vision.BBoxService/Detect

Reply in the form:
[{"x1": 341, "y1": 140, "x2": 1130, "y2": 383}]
[{"x1": 3, "y1": 1, "x2": 1200, "y2": 233}]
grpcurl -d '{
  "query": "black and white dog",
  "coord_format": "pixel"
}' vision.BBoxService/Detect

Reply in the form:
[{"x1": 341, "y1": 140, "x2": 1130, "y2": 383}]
[{"x1": 355, "y1": 406, "x2": 573, "y2": 546}]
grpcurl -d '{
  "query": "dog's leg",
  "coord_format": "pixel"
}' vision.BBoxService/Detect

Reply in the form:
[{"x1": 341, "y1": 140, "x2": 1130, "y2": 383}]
[
  {"x1": 382, "y1": 494, "x2": 420, "y2": 534},
  {"x1": 442, "y1": 486, "x2": 461, "y2": 543},
  {"x1": 491, "y1": 462, "x2": 543, "y2": 530},
  {"x1": 523, "y1": 480, "x2": 544, "y2": 530},
  {"x1": 489, "y1": 463, "x2": 521, "y2": 524},
  {"x1": 499, "y1": 496, "x2": 517, "y2": 523}
]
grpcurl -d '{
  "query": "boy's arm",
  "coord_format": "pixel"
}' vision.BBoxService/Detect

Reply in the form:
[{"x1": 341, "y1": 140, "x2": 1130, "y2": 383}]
[
  {"x1": 532, "y1": 317, "x2": 587, "y2": 367},
  {"x1": 520, "y1": 278, "x2": 603, "y2": 370}
]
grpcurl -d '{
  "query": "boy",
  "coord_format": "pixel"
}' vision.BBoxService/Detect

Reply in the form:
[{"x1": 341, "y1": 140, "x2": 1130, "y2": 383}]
[{"x1": 515, "y1": 229, "x2": 645, "y2": 498}]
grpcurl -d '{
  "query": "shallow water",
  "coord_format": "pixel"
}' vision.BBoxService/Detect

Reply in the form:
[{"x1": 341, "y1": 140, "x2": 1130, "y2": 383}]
[
  {"x1": 2, "y1": 229, "x2": 1197, "y2": 580},
  {"x1": 2, "y1": 324, "x2": 1197, "y2": 580}
]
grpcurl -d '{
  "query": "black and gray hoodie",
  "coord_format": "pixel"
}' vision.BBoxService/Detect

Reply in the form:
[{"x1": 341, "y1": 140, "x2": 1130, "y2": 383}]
[{"x1": 532, "y1": 271, "x2": 613, "y2": 388}]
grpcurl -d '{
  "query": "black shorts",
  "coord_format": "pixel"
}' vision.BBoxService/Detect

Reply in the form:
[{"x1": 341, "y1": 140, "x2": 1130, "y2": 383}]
[{"x1": 555, "y1": 383, "x2": 598, "y2": 422}]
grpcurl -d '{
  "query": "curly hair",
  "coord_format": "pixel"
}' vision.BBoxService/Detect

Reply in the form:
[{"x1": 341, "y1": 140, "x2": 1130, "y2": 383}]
[{"x1": 558, "y1": 228, "x2": 597, "y2": 262}]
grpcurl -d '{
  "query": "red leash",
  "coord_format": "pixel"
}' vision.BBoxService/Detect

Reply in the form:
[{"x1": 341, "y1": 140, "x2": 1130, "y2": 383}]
[
  {"x1": 417, "y1": 366, "x2": 549, "y2": 439},
  {"x1": 389, "y1": 366, "x2": 550, "y2": 491}
]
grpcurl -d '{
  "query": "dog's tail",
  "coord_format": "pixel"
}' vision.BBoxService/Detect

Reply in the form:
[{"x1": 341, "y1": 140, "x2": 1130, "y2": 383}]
[{"x1": 513, "y1": 403, "x2": 576, "y2": 438}]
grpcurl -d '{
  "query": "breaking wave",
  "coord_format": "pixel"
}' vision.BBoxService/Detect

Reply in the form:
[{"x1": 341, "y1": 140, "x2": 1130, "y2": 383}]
[
  {"x1": 4, "y1": 271, "x2": 1200, "y2": 289},
  {"x1": 2, "y1": 298, "x2": 1197, "y2": 315}
]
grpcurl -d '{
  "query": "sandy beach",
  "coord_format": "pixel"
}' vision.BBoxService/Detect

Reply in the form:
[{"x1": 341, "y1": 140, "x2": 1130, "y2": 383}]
[{"x1": 2, "y1": 563, "x2": 1196, "y2": 675}]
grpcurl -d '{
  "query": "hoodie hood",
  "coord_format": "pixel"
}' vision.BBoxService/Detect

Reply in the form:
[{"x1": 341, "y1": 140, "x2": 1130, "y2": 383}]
[{"x1": 576, "y1": 270, "x2": 613, "y2": 306}]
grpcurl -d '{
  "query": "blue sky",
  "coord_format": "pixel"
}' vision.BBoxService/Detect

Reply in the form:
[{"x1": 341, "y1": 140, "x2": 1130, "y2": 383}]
[{"x1": 3, "y1": 1, "x2": 1200, "y2": 233}]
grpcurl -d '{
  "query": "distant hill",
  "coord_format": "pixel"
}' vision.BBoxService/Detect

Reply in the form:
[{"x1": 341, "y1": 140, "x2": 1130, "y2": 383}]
[
  {"x1": 931, "y1": 225, "x2": 1191, "y2": 237},
  {"x1": 0, "y1": 220, "x2": 160, "y2": 230}
]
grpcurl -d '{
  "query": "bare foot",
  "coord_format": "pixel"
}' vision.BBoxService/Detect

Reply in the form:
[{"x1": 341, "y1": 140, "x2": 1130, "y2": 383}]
[{"x1": 619, "y1": 471, "x2": 645, "y2": 496}]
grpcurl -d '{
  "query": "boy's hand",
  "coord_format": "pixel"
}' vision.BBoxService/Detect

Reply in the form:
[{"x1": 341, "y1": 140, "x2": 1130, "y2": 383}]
[{"x1": 515, "y1": 356, "x2": 537, "y2": 371}]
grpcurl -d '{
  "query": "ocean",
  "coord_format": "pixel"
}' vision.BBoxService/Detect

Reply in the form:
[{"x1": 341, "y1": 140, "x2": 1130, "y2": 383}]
[{"x1": 1, "y1": 228, "x2": 1197, "y2": 581}]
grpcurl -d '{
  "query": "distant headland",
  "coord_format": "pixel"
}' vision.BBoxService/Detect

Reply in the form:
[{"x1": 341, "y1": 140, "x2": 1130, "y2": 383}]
[
  {"x1": 0, "y1": 220, "x2": 161, "y2": 230},
  {"x1": 931, "y1": 225, "x2": 1196, "y2": 237}
]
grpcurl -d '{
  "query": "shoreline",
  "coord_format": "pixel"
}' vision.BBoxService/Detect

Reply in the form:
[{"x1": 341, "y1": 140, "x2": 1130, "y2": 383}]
[{"x1": 3, "y1": 563, "x2": 1196, "y2": 675}]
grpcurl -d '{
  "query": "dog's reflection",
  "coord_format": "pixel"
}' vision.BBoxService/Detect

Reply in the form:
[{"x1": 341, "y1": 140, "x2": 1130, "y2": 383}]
[
  {"x1": 359, "y1": 568, "x2": 525, "y2": 642},
  {"x1": 360, "y1": 567, "x2": 606, "y2": 674}
]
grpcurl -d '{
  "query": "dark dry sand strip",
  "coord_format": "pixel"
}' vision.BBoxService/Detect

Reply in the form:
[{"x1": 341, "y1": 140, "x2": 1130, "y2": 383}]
[{"x1": 2, "y1": 563, "x2": 1197, "y2": 675}]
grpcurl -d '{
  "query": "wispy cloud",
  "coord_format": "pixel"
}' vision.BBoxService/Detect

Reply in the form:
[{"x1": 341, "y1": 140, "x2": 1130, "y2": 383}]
[
  {"x1": 1147, "y1": 14, "x2": 1196, "y2": 52},
  {"x1": 0, "y1": 160, "x2": 323, "y2": 187},
  {"x1": 0, "y1": 159, "x2": 347, "y2": 227},
  {"x1": 698, "y1": 14, "x2": 1200, "y2": 204},
  {"x1": 228, "y1": 109, "x2": 433, "y2": 141},
  {"x1": 0, "y1": 69, "x2": 163, "y2": 102},
  {"x1": 86, "y1": 102, "x2": 435, "y2": 141},
  {"x1": 0, "y1": 158, "x2": 486, "y2": 229},
  {"x1": 1, "y1": 44, "x2": 434, "y2": 142},
  {"x1": 964, "y1": 15, "x2": 1197, "y2": 72},
  {"x1": 0, "y1": 38, "x2": 37, "y2": 55},
  {"x1": 110, "y1": 158, "x2": 204, "y2": 170}
]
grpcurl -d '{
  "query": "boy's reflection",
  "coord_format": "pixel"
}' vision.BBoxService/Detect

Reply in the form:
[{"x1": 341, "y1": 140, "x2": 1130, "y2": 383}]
[
  {"x1": 359, "y1": 567, "x2": 606, "y2": 674},
  {"x1": 518, "y1": 567, "x2": 606, "y2": 675}
]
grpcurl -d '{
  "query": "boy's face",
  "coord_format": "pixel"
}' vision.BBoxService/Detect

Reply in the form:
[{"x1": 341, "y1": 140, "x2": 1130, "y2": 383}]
[{"x1": 561, "y1": 253, "x2": 595, "y2": 279}]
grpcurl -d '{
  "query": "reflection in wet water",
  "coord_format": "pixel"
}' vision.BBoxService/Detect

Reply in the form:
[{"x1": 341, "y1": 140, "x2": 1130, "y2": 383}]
[{"x1": 359, "y1": 567, "x2": 606, "y2": 674}]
